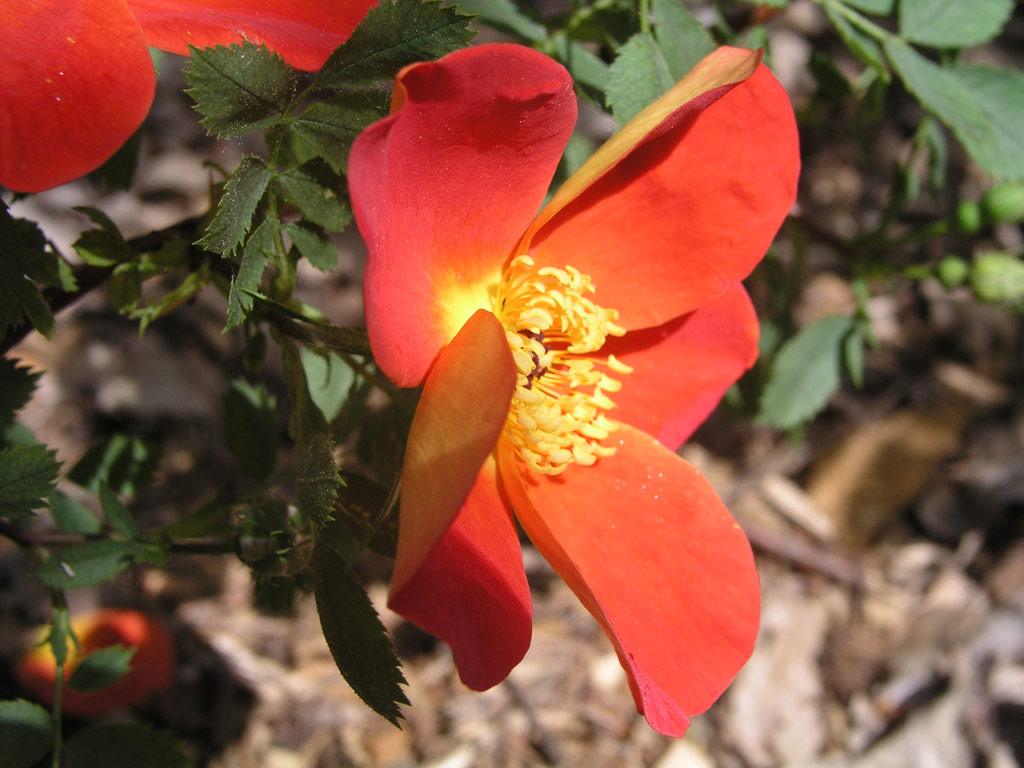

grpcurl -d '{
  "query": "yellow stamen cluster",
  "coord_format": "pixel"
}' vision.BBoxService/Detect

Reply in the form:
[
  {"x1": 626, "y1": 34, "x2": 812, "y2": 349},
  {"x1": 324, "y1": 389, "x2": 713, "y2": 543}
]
[{"x1": 493, "y1": 255, "x2": 632, "y2": 475}]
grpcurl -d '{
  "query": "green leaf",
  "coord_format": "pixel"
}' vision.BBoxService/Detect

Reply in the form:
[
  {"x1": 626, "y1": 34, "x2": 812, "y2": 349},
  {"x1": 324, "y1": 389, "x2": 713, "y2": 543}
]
[
  {"x1": 843, "y1": 0, "x2": 895, "y2": 13},
  {"x1": 49, "y1": 605, "x2": 73, "y2": 666},
  {"x1": 67, "y1": 723, "x2": 188, "y2": 768},
  {"x1": 824, "y1": 2, "x2": 888, "y2": 77},
  {"x1": 0, "y1": 357, "x2": 40, "y2": 431},
  {"x1": 551, "y1": 37, "x2": 610, "y2": 100},
  {"x1": 758, "y1": 315, "x2": 854, "y2": 430},
  {"x1": 277, "y1": 160, "x2": 352, "y2": 232},
  {"x1": 606, "y1": 32, "x2": 676, "y2": 126},
  {"x1": 50, "y1": 491, "x2": 103, "y2": 535},
  {"x1": 98, "y1": 481, "x2": 139, "y2": 540},
  {"x1": 312, "y1": 540, "x2": 408, "y2": 725},
  {"x1": 651, "y1": 0, "x2": 715, "y2": 81},
  {"x1": 0, "y1": 699, "x2": 54, "y2": 768},
  {"x1": 455, "y1": 0, "x2": 545, "y2": 41},
  {"x1": 899, "y1": 0, "x2": 1012, "y2": 49},
  {"x1": 72, "y1": 207, "x2": 129, "y2": 267},
  {"x1": 222, "y1": 378, "x2": 278, "y2": 481},
  {"x1": 298, "y1": 347, "x2": 355, "y2": 423},
  {"x1": 299, "y1": 433, "x2": 341, "y2": 528},
  {"x1": 885, "y1": 40, "x2": 1024, "y2": 182},
  {"x1": 0, "y1": 204, "x2": 54, "y2": 336},
  {"x1": 318, "y1": 0, "x2": 474, "y2": 91},
  {"x1": 290, "y1": 96, "x2": 385, "y2": 174},
  {"x1": 0, "y1": 444, "x2": 60, "y2": 523},
  {"x1": 225, "y1": 217, "x2": 274, "y2": 331},
  {"x1": 107, "y1": 262, "x2": 143, "y2": 313},
  {"x1": 283, "y1": 222, "x2": 337, "y2": 271},
  {"x1": 185, "y1": 42, "x2": 294, "y2": 138},
  {"x1": 197, "y1": 156, "x2": 272, "y2": 255},
  {"x1": 34, "y1": 539, "x2": 160, "y2": 589},
  {"x1": 332, "y1": 472, "x2": 398, "y2": 558},
  {"x1": 67, "y1": 646, "x2": 136, "y2": 693},
  {"x1": 971, "y1": 252, "x2": 1024, "y2": 305},
  {"x1": 88, "y1": 127, "x2": 142, "y2": 191},
  {"x1": 131, "y1": 265, "x2": 211, "y2": 334},
  {"x1": 68, "y1": 435, "x2": 160, "y2": 497}
]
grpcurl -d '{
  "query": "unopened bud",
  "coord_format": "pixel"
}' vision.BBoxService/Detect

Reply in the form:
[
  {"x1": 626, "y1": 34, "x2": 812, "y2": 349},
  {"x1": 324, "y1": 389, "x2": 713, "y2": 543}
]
[
  {"x1": 956, "y1": 200, "x2": 983, "y2": 233},
  {"x1": 936, "y1": 255, "x2": 969, "y2": 289},
  {"x1": 981, "y1": 184, "x2": 1024, "y2": 224},
  {"x1": 971, "y1": 252, "x2": 1024, "y2": 304}
]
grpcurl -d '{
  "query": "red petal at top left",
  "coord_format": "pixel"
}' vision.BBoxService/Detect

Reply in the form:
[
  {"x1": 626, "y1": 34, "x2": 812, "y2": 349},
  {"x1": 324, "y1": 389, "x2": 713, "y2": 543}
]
[{"x1": 0, "y1": 0, "x2": 156, "y2": 193}]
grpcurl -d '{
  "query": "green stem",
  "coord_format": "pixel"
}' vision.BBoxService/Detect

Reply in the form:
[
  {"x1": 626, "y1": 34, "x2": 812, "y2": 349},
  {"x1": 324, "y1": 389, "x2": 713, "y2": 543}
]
[
  {"x1": 337, "y1": 350, "x2": 416, "y2": 417},
  {"x1": 819, "y1": 0, "x2": 892, "y2": 43},
  {"x1": 638, "y1": 0, "x2": 650, "y2": 34}
]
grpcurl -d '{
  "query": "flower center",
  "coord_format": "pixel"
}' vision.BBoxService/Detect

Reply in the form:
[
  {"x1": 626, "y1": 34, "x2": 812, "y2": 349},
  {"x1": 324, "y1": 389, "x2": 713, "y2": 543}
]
[{"x1": 492, "y1": 255, "x2": 632, "y2": 475}]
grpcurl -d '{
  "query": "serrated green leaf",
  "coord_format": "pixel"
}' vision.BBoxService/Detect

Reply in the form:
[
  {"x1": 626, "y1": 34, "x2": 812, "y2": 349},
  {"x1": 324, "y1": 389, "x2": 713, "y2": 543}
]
[
  {"x1": 98, "y1": 481, "x2": 139, "y2": 540},
  {"x1": 758, "y1": 315, "x2": 854, "y2": 430},
  {"x1": 0, "y1": 699, "x2": 54, "y2": 768},
  {"x1": 198, "y1": 156, "x2": 272, "y2": 255},
  {"x1": 0, "y1": 444, "x2": 60, "y2": 522},
  {"x1": 72, "y1": 207, "x2": 129, "y2": 267},
  {"x1": 651, "y1": 0, "x2": 715, "y2": 81},
  {"x1": 899, "y1": 0, "x2": 1012, "y2": 49},
  {"x1": 67, "y1": 646, "x2": 136, "y2": 693},
  {"x1": 455, "y1": 0, "x2": 545, "y2": 40},
  {"x1": 67, "y1": 722, "x2": 188, "y2": 768},
  {"x1": 0, "y1": 358, "x2": 40, "y2": 431},
  {"x1": 88, "y1": 127, "x2": 142, "y2": 191},
  {"x1": 225, "y1": 218, "x2": 275, "y2": 331},
  {"x1": 356, "y1": 403, "x2": 413, "y2": 483},
  {"x1": 843, "y1": 0, "x2": 895, "y2": 13},
  {"x1": 606, "y1": 32, "x2": 676, "y2": 126},
  {"x1": 277, "y1": 160, "x2": 352, "y2": 232},
  {"x1": 283, "y1": 222, "x2": 337, "y2": 271},
  {"x1": 50, "y1": 491, "x2": 103, "y2": 535},
  {"x1": 886, "y1": 41, "x2": 1024, "y2": 182},
  {"x1": 68, "y1": 435, "x2": 159, "y2": 497},
  {"x1": 318, "y1": 0, "x2": 474, "y2": 91},
  {"x1": 313, "y1": 540, "x2": 408, "y2": 725},
  {"x1": 290, "y1": 97, "x2": 385, "y2": 174},
  {"x1": 298, "y1": 347, "x2": 355, "y2": 423},
  {"x1": 185, "y1": 42, "x2": 294, "y2": 138},
  {"x1": 34, "y1": 540, "x2": 156, "y2": 589},
  {"x1": 222, "y1": 378, "x2": 278, "y2": 481},
  {"x1": 299, "y1": 433, "x2": 341, "y2": 528},
  {"x1": 0, "y1": 205, "x2": 54, "y2": 336},
  {"x1": 843, "y1": 326, "x2": 865, "y2": 388},
  {"x1": 131, "y1": 265, "x2": 210, "y2": 334}
]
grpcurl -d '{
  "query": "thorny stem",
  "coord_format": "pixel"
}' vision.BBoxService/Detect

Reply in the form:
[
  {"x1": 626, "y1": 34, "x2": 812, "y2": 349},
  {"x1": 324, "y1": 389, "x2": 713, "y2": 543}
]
[{"x1": 0, "y1": 519, "x2": 237, "y2": 554}]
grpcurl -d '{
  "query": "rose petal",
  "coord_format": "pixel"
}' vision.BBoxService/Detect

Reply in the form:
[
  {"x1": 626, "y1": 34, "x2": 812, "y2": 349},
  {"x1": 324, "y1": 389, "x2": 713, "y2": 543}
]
[
  {"x1": 528, "y1": 61, "x2": 799, "y2": 330},
  {"x1": 351, "y1": 44, "x2": 576, "y2": 387},
  {"x1": 500, "y1": 425, "x2": 760, "y2": 737},
  {"x1": 389, "y1": 457, "x2": 532, "y2": 691},
  {"x1": 605, "y1": 283, "x2": 758, "y2": 450},
  {"x1": 392, "y1": 309, "x2": 516, "y2": 594},
  {"x1": 126, "y1": 0, "x2": 375, "y2": 70},
  {"x1": 0, "y1": 0, "x2": 154, "y2": 192}
]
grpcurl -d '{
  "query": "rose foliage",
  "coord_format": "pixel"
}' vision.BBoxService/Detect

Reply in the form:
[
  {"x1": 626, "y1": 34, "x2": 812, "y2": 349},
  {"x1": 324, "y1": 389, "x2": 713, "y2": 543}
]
[{"x1": 349, "y1": 43, "x2": 799, "y2": 736}]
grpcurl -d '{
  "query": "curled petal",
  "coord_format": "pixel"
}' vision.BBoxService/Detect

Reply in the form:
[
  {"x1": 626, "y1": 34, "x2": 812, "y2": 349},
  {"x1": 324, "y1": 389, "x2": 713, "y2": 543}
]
[
  {"x1": 529, "y1": 58, "x2": 799, "y2": 330},
  {"x1": 126, "y1": 0, "x2": 375, "y2": 70},
  {"x1": 606, "y1": 283, "x2": 758, "y2": 450},
  {"x1": 392, "y1": 309, "x2": 516, "y2": 594},
  {"x1": 0, "y1": 0, "x2": 154, "y2": 192},
  {"x1": 389, "y1": 457, "x2": 532, "y2": 691},
  {"x1": 501, "y1": 425, "x2": 760, "y2": 737},
  {"x1": 351, "y1": 44, "x2": 576, "y2": 387}
]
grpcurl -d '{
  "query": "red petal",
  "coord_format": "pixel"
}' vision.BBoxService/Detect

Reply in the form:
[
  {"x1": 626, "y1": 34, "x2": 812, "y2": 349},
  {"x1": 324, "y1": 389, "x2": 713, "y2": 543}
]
[
  {"x1": 500, "y1": 425, "x2": 760, "y2": 737},
  {"x1": 0, "y1": 0, "x2": 154, "y2": 192},
  {"x1": 392, "y1": 309, "x2": 516, "y2": 594},
  {"x1": 351, "y1": 44, "x2": 576, "y2": 387},
  {"x1": 126, "y1": 0, "x2": 375, "y2": 70},
  {"x1": 528, "y1": 62, "x2": 799, "y2": 331},
  {"x1": 389, "y1": 457, "x2": 532, "y2": 691},
  {"x1": 606, "y1": 283, "x2": 758, "y2": 450}
]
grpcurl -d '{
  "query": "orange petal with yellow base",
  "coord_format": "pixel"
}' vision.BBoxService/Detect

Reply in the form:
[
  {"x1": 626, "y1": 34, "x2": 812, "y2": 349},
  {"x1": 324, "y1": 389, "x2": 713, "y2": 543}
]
[
  {"x1": 528, "y1": 56, "x2": 799, "y2": 331},
  {"x1": 500, "y1": 425, "x2": 760, "y2": 737},
  {"x1": 391, "y1": 309, "x2": 516, "y2": 595}
]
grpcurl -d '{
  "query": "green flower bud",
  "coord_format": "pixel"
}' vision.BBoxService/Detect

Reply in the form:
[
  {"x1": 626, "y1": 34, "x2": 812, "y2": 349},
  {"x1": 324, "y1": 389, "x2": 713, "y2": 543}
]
[
  {"x1": 981, "y1": 184, "x2": 1024, "y2": 224},
  {"x1": 970, "y1": 252, "x2": 1024, "y2": 304},
  {"x1": 936, "y1": 255, "x2": 969, "y2": 289},
  {"x1": 955, "y1": 200, "x2": 983, "y2": 233}
]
